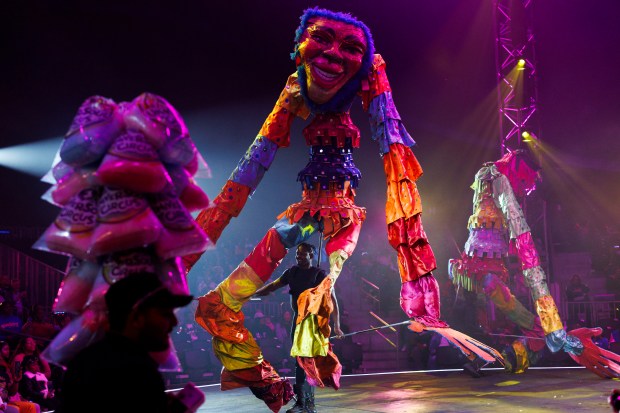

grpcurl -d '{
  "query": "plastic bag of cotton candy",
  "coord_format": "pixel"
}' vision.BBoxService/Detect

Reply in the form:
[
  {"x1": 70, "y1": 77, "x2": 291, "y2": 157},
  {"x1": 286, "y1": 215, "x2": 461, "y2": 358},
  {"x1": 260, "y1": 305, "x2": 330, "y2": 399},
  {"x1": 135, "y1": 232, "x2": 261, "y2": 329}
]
[
  {"x1": 35, "y1": 93, "x2": 212, "y2": 263},
  {"x1": 35, "y1": 93, "x2": 212, "y2": 368}
]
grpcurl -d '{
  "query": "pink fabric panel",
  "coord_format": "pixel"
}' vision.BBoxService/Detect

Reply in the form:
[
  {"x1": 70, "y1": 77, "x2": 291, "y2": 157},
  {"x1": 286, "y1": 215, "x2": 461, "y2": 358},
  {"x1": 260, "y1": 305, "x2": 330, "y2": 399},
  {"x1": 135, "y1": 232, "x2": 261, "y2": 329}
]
[
  {"x1": 399, "y1": 275, "x2": 448, "y2": 328},
  {"x1": 325, "y1": 221, "x2": 362, "y2": 257},
  {"x1": 515, "y1": 232, "x2": 540, "y2": 270}
]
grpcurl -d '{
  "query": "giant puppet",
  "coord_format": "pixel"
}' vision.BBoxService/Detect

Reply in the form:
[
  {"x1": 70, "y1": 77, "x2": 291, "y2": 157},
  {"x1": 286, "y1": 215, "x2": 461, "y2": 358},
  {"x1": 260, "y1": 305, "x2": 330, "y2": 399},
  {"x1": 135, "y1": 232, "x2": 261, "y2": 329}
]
[
  {"x1": 187, "y1": 8, "x2": 504, "y2": 412},
  {"x1": 449, "y1": 150, "x2": 620, "y2": 377}
]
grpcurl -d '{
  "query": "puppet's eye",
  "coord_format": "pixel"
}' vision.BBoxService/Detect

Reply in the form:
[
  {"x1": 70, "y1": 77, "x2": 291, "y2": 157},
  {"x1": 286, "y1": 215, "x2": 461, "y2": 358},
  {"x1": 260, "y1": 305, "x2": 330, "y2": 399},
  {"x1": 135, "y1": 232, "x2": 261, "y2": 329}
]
[
  {"x1": 342, "y1": 43, "x2": 365, "y2": 56},
  {"x1": 311, "y1": 31, "x2": 331, "y2": 45}
]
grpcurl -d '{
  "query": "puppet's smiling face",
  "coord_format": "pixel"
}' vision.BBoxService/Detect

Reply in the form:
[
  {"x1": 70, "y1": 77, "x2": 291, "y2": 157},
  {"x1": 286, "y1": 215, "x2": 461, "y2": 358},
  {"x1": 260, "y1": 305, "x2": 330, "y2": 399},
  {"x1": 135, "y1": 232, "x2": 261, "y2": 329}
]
[{"x1": 298, "y1": 18, "x2": 367, "y2": 104}]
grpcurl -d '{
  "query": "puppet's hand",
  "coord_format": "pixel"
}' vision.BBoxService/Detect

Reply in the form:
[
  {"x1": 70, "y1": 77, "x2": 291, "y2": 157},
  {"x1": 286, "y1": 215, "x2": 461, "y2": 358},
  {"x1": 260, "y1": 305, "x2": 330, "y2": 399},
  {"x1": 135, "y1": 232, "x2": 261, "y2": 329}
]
[{"x1": 567, "y1": 327, "x2": 620, "y2": 379}]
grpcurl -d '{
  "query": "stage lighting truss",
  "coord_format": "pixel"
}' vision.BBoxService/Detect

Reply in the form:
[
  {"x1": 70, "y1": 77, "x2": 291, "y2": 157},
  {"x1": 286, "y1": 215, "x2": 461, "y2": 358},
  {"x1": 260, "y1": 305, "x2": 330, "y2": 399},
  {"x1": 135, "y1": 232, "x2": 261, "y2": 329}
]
[
  {"x1": 494, "y1": 0, "x2": 540, "y2": 156},
  {"x1": 494, "y1": 0, "x2": 551, "y2": 279}
]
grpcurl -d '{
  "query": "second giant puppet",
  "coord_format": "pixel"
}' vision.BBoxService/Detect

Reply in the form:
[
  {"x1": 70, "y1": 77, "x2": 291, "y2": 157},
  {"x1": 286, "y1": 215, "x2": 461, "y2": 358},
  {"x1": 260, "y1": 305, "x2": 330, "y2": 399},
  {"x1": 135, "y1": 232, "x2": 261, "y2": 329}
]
[
  {"x1": 449, "y1": 150, "x2": 620, "y2": 378},
  {"x1": 187, "y1": 8, "x2": 503, "y2": 412}
]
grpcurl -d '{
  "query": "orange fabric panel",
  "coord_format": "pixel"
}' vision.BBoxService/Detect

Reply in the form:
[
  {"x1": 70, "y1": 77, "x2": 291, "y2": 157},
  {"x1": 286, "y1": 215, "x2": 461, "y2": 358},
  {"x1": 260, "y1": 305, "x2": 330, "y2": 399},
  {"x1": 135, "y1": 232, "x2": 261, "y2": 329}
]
[
  {"x1": 194, "y1": 291, "x2": 249, "y2": 343},
  {"x1": 468, "y1": 181, "x2": 506, "y2": 230},
  {"x1": 259, "y1": 73, "x2": 309, "y2": 148},
  {"x1": 297, "y1": 348, "x2": 342, "y2": 390},
  {"x1": 296, "y1": 277, "x2": 334, "y2": 338},
  {"x1": 185, "y1": 180, "x2": 251, "y2": 270},
  {"x1": 383, "y1": 143, "x2": 424, "y2": 224},
  {"x1": 294, "y1": 277, "x2": 342, "y2": 390},
  {"x1": 213, "y1": 180, "x2": 251, "y2": 217},
  {"x1": 278, "y1": 182, "x2": 366, "y2": 239},
  {"x1": 302, "y1": 112, "x2": 361, "y2": 148}
]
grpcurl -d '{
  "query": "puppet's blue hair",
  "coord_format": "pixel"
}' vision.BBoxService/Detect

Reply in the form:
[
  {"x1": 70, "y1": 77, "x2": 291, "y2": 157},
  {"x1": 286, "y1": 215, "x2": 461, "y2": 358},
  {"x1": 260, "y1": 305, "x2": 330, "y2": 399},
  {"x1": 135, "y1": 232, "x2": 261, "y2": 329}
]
[{"x1": 291, "y1": 7, "x2": 375, "y2": 114}]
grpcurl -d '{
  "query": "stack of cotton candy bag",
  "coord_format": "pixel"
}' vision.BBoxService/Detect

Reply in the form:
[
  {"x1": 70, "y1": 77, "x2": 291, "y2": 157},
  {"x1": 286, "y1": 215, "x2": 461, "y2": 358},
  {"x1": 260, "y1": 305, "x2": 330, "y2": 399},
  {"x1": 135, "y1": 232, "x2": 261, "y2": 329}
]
[{"x1": 35, "y1": 93, "x2": 212, "y2": 368}]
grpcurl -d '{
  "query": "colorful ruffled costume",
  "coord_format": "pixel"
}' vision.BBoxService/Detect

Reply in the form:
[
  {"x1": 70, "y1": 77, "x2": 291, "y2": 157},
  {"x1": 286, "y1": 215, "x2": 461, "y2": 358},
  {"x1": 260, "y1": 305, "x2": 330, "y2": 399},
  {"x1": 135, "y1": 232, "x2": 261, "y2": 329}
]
[
  {"x1": 187, "y1": 8, "x2": 503, "y2": 412},
  {"x1": 449, "y1": 151, "x2": 620, "y2": 377}
]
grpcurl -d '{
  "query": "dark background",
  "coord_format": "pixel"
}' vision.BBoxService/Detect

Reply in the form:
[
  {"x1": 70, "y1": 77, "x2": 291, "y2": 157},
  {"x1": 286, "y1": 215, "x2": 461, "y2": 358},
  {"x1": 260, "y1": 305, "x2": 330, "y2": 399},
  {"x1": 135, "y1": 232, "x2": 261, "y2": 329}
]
[{"x1": 1, "y1": 1, "x2": 619, "y2": 275}]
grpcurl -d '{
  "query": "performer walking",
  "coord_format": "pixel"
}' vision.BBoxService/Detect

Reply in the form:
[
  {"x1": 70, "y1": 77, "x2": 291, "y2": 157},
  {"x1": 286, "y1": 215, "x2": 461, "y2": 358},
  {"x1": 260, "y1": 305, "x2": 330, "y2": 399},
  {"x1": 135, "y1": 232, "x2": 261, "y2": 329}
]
[{"x1": 254, "y1": 242, "x2": 343, "y2": 413}]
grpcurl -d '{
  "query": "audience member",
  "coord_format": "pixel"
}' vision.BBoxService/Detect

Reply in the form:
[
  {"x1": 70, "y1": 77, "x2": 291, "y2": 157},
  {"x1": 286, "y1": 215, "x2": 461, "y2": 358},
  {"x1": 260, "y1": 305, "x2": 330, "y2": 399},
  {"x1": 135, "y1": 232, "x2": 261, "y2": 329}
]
[
  {"x1": 0, "y1": 303, "x2": 22, "y2": 348},
  {"x1": 565, "y1": 274, "x2": 591, "y2": 325},
  {"x1": 610, "y1": 388, "x2": 620, "y2": 413},
  {"x1": 593, "y1": 327, "x2": 611, "y2": 350},
  {"x1": 18, "y1": 355, "x2": 58, "y2": 412},
  {"x1": 0, "y1": 341, "x2": 38, "y2": 413},
  {"x1": 57, "y1": 272, "x2": 204, "y2": 413},
  {"x1": 11, "y1": 338, "x2": 51, "y2": 381},
  {"x1": 0, "y1": 278, "x2": 12, "y2": 307},
  {"x1": 7, "y1": 279, "x2": 28, "y2": 322},
  {"x1": 610, "y1": 319, "x2": 620, "y2": 344},
  {"x1": 262, "y1": 316, "x2": 278, "y2": 339},
  {"x1": 607, "y1": 268, "x2": 620, "y2": 300},
  {"x1": 0, "y1": 385, "x2": 19, "y2": 413},
  {"x1": 566, "y1": 274, "x2": 590, "y2": 301},
  {"x1": 20, "y1": 306, "x2": 55, "y2": 348},
  {"x1": 243, "y1": 310, "x2": 264, "y2": 340},
  {"x1": 274, "y1": 311, "x2": 292, "y2": 345}
]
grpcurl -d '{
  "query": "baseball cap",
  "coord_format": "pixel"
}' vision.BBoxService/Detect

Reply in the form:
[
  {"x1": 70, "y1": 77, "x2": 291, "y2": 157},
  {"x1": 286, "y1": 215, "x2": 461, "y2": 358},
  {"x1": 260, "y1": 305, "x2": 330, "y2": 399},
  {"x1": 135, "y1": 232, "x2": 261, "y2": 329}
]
[{"x1": 105, "y1": 272, "x2": 193, "y2": 319}]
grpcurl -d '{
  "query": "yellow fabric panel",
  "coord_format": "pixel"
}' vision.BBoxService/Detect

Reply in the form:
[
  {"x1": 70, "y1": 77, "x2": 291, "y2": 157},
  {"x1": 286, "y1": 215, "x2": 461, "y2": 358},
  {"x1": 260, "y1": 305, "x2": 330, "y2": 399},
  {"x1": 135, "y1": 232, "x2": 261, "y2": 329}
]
[
  {"x1": 468, "y1": 193, "x2": 505, "y2": 230},
  {"x1": 328, "y1": 249, "x2": 348, "y2": 282},
  {"x1": 512, "y1": 340, "x2": 530, "y2": 374},
  {"x1": 290, "y1": 277, "x2": 335, "y2": 357},
  {"x1": 212, "y1": 334, "x2": 263, "y2": 371},
  {"x1": 290, "y1": 315, "x2": 329, "y2": 357},
  {"x1": 216, "y1": 261, "x2": 263, "y2": 312},
  {"x1": 535, "y1": 295, "x2": 564, "y2": 334},
  {"x1": 487, "y1": 284, "x2": 517, "y2": 313}
]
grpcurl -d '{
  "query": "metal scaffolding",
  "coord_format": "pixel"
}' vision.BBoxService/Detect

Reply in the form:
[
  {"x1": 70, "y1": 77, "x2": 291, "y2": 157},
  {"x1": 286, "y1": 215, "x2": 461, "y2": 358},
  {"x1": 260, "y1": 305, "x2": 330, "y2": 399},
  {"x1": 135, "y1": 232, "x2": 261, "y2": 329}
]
[
  {"x1": 493, "y1": 0, "x2": 552, "y2": 280},
  {"x1": 494, "y1": 0, "x2": 539, "y2": 154}
]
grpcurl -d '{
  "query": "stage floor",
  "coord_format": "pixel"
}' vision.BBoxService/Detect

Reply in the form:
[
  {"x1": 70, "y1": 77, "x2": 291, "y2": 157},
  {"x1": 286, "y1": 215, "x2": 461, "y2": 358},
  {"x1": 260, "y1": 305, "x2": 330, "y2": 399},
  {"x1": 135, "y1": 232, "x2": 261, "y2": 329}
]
[{"x1": 187, "y1": 367, "x2": 617, "y2": 412}]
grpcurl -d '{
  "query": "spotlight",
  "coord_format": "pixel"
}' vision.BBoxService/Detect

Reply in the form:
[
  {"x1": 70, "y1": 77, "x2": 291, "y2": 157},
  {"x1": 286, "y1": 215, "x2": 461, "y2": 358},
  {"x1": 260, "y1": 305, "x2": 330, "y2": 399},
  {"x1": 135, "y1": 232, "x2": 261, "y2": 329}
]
[
  {"x1": 0, "y1": 137, "x2": 60, "y2": 177},
  {"x1": 521, "y1": 131, "x2": 531, "y2": 141},
  {"x1": 517, "y1": 59, "x2": 526, "y2": 70}
]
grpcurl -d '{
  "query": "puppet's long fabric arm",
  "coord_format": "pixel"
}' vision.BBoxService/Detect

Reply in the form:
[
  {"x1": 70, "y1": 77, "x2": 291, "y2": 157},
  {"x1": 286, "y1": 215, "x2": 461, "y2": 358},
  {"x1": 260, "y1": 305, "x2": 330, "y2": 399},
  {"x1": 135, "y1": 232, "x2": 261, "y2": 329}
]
[
  {"x1": 492, "y1": 171, "x2": 620, "y2": 378},
  {"x1": 361, "y1": 54, "x2": 440, "y2": 325},
  {"x1": 492, "y1": 173, "x2": 577, "y2": 349},
  {"x1": 183, "y1": 74, "x2": 309, "y2": 271},
  {"x1": 360, "y1": 55, "x2": 504, "y2": 367}
]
